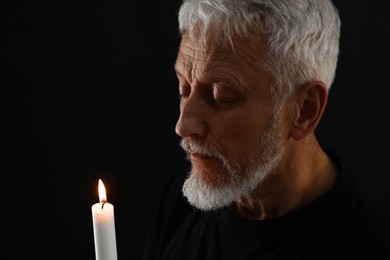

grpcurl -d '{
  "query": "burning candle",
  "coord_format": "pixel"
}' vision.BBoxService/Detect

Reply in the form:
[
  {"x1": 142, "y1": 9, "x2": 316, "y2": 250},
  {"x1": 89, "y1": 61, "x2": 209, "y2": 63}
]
[{"x1": 91, "y1": 179, "x2": 118, "y2": 260}]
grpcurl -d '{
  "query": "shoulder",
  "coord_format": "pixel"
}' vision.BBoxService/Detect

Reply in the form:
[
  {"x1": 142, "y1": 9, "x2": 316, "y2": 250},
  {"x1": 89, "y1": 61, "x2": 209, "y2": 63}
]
[
  {"x1": 329, "y1": 172, "x2": 390, "y2": 256},
  {"x1": 323, "y1": 147, "x2": 390, "y2": 255},
  {"x1": 347, "y1": 187, "x2": 390, "y2": 249}
]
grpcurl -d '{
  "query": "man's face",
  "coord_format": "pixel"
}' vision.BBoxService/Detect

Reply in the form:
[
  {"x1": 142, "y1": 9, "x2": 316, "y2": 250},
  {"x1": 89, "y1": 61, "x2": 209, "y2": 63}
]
[{"x1": 174, "y1": 32, "x2": 286, "y2": 210}]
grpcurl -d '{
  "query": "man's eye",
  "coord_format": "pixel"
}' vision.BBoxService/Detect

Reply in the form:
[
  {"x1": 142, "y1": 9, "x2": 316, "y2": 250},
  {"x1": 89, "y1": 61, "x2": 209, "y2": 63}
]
[
  {"x1": 212, "y1": 85, "x2": 235, "y2": 103},
  {"x1": 179, "y1": 84, "x2": 191, "y2": 98}
]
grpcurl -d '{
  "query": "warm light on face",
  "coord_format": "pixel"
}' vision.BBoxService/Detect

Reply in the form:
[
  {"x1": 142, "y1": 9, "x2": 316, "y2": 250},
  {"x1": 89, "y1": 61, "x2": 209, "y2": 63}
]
[{"x1": 98, "y1": 179, "x2": 107, "y2": 203}]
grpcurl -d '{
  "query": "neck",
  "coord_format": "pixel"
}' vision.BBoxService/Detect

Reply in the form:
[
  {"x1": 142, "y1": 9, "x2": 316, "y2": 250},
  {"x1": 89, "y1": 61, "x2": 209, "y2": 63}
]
[{"x1": 230, "y1": 136, "x2": 339, "y2": 220}]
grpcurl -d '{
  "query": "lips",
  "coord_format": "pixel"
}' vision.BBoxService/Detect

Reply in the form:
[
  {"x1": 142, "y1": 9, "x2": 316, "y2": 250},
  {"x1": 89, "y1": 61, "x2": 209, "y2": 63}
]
[
  {"x1": 190, "y1": 153, "x2": 214, "y2": 161},
  {"x1": 188, "y1": 152, "x2": 228, "y2": 185},
  {"x1": 189, "y1": 153, "x2": 222, "y2": 170}
]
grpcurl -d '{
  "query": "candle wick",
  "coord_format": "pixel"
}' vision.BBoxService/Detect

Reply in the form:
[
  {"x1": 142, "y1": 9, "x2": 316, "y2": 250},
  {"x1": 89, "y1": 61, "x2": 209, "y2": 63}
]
[{"x1": 101, "y1": 202, "x2": 106, "y2": 209}]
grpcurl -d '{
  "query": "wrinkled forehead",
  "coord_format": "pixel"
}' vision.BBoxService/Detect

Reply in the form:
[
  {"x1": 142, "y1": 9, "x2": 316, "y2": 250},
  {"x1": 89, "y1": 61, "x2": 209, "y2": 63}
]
[
  {"x1": 176, "y1": 30, "x2": 275, "y2": 97},
  {"x1": 179, "y1": 29, "x2": 267, "y2": 64},
  {"x1": 180, "y1": 31, "x2": 231, "y2": 56}
]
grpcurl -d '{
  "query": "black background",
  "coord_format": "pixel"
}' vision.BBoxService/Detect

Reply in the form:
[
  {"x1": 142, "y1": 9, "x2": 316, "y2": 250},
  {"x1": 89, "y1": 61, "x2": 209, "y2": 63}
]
[{"x1": 1, "y1": 1, "x2": 389, "y2": 259}]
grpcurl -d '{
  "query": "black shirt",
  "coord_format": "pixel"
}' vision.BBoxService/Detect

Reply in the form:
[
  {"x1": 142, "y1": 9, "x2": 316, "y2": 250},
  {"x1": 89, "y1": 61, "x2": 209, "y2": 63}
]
[{"x1": 142, "y1": 151, "x2": 390, "y2": 259}]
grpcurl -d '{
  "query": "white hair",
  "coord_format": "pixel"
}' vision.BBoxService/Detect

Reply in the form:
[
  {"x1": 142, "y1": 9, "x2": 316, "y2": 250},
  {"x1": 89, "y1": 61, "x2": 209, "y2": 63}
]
[{"x1": 177, "y1": 0, "x2": 341, "y2": 104}]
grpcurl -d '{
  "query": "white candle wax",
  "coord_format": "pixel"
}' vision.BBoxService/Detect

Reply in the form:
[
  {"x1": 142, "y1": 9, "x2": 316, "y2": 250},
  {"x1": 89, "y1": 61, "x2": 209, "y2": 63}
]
[{"x1": 91, "y1": 179, "x2": 118, "y2": 260}]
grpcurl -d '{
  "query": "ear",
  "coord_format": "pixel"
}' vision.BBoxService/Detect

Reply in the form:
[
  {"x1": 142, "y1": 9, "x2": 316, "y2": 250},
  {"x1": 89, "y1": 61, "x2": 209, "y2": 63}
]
[{"x1": 290, "y1": 81, "x2": 328, "y2": 140}]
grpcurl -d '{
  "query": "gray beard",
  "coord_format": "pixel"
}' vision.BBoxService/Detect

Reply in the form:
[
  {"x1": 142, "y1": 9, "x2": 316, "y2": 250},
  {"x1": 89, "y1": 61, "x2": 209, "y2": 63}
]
[{"x1": 181, "y1": 114, "x2": 286, "y2": 211}]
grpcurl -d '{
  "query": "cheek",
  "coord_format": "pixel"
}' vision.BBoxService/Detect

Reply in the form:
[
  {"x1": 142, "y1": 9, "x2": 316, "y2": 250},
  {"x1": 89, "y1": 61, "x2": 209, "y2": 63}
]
[{"x1": 211, "y1": 112, "x2": 268, "y2": 160}]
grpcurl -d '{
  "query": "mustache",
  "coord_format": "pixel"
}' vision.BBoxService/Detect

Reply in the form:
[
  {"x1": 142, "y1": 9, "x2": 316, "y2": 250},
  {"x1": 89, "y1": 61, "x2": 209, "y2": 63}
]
[
  {"x1": 180, "y1": 138, "x2": 224, "y2": 159},
  {"x1": 179, "y1": 137, "x2": 238, "y2": 176}
]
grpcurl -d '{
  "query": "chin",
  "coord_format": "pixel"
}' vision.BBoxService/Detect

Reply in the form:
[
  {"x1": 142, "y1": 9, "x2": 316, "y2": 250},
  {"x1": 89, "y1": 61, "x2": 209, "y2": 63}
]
[
  {"x1": 182, "y1": 163, "x2": 243, "y2": 211},
  {"x1": 189, "y1": 163, "x2": 231, "y2": 188}
]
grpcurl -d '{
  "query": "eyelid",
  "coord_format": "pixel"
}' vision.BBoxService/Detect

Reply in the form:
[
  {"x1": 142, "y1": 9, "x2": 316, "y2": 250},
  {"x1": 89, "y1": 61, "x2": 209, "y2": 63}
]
[
  {"x1": 178, "y1": 81, "x2": 191, "y2": 97},
  {"x1": 212, "y1": 82, "x2": 233, "y2": 95},
  {"x1": 212, "y1": 81, "x2": 230, "y2": 89},
  {"x1": 211, "y1": 83, "x2": 237, "y2": 103}
]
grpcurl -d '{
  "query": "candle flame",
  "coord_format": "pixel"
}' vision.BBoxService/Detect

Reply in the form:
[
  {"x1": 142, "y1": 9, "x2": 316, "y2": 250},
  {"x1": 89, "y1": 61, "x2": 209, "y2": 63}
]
[{"x1": 98, "y1": 179, "x2": 107, "y2": 203}]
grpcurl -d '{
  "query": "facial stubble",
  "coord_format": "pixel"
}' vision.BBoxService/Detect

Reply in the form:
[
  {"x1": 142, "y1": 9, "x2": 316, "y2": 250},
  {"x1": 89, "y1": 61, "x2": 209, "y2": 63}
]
[{"x1": 181, "y1": 113, "x2": 285, "y2": 211}]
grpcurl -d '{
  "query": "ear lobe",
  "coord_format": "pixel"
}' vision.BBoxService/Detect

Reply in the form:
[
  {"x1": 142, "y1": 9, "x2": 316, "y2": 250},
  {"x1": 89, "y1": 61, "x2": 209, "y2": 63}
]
[{"x1": 290, "y1": 81, "x2": 328, "y2": 140}]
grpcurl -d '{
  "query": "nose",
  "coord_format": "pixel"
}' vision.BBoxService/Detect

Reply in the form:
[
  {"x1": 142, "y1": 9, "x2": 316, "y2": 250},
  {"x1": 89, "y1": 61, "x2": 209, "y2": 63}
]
[{"x1": 175, "y1": 95, "x2": 208, "y2": 138}]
